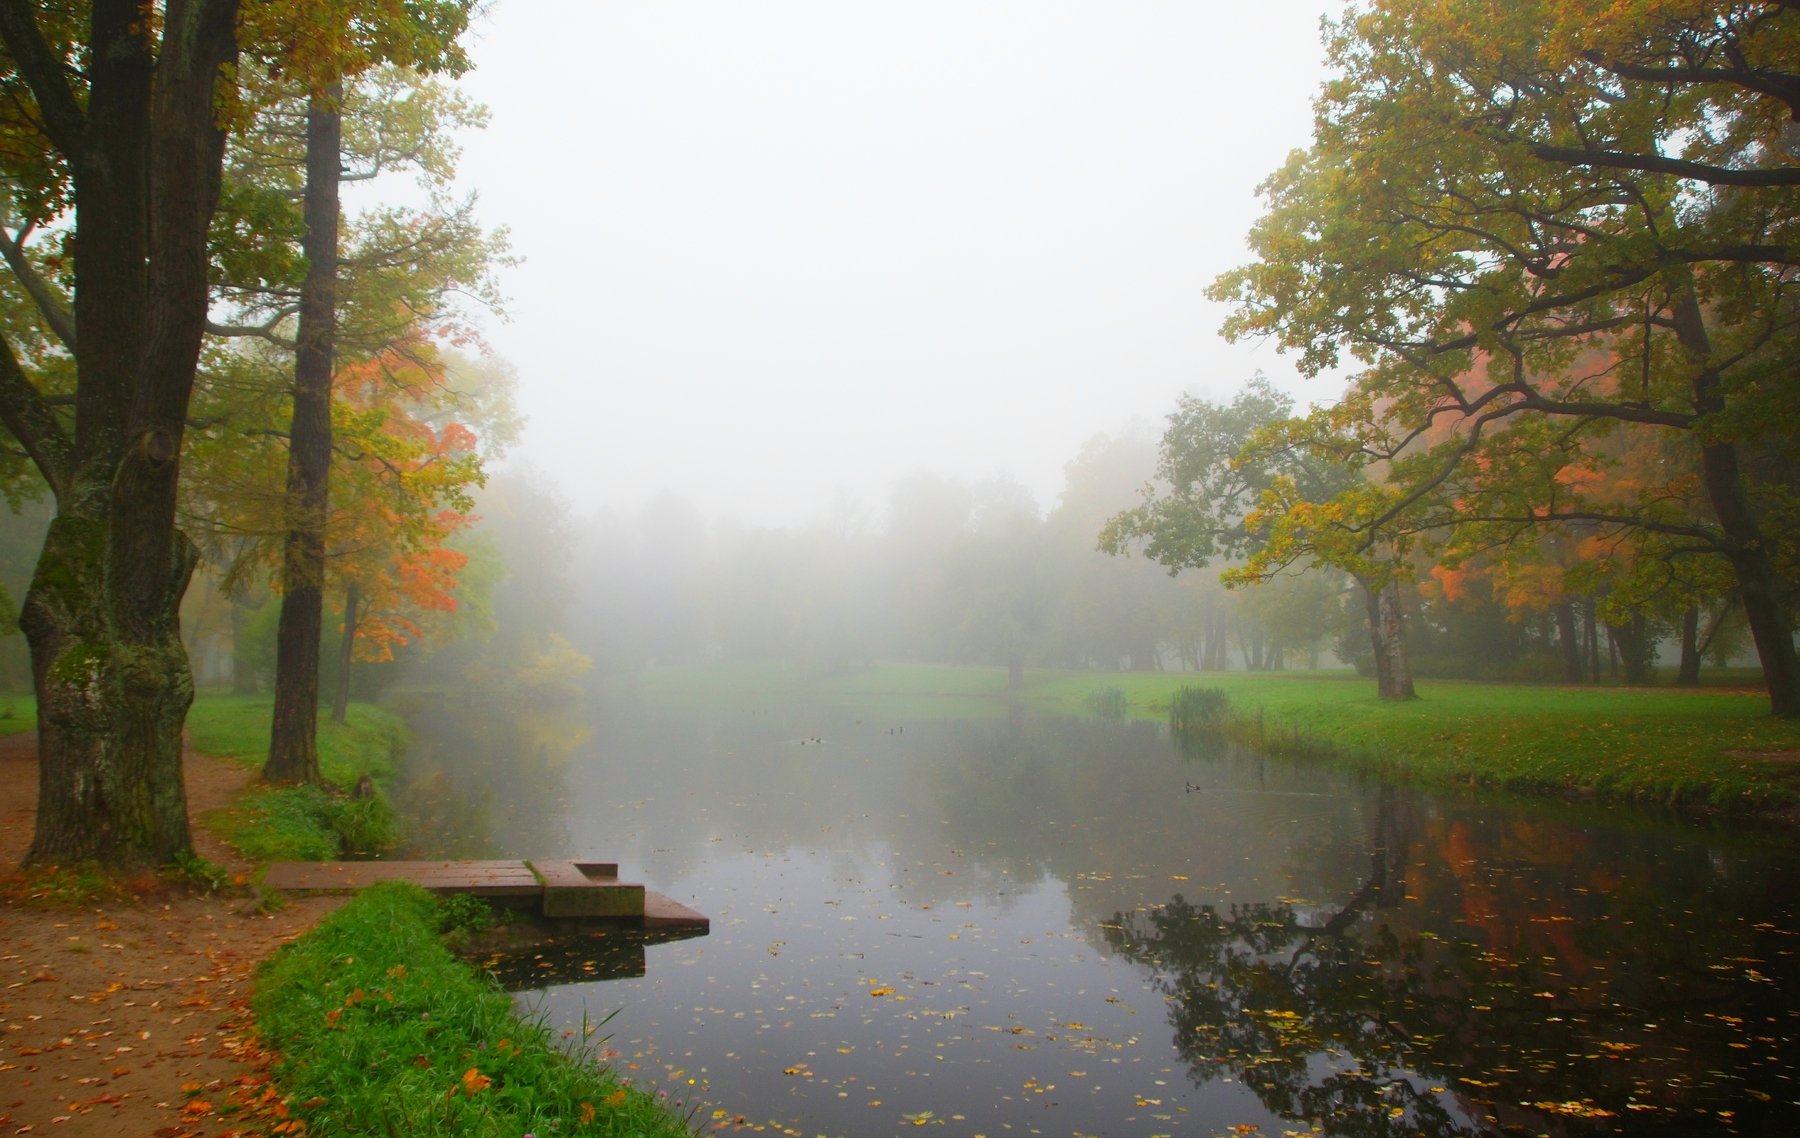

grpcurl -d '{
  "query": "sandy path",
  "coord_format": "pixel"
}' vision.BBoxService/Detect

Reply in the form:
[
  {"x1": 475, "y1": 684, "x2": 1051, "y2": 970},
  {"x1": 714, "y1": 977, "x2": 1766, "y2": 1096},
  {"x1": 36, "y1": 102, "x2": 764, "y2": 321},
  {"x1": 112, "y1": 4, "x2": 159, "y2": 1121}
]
[{"x1": 0, "y1": 732, "x2": 344, "y2": 1137}]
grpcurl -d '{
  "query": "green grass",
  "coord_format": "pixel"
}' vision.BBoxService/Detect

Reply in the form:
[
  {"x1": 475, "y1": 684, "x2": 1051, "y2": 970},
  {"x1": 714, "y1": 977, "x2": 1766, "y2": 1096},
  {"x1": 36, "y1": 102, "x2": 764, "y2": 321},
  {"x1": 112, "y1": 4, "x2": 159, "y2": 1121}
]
[
  {"x1": 190, "y1": 693, "x2": 410, "y2": 861},
  {"x1": 254, "y1": 882, "x2": 696, "y2": 1138},
  {"x1": 0, "y1": 693, "x2": 33, "y2": 736},
  {"x1": 635, "y1": 663, "x2": 1800, "y2": 812}
]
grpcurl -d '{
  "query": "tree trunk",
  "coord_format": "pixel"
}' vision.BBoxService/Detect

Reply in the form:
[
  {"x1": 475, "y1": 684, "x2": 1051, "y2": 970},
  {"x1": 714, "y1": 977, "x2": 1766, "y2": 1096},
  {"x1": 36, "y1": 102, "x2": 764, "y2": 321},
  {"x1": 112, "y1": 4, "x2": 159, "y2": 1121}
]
[
  {"x1": 332, "y1": 581, "x2": 360, "y2": 724},
  {"x1": 1555, "y1": 601, "x2": 1583, "y2": 684},
  {"x1": 1676, "y1": 605, "x2": 1702, "y2": 687},
  {"x1": 10, "y1": 1, "x2": 241, "y2": 869},
  {"x1": 1671, "y1": 285, "x2": 1800, "y2": 717},
  {"x1": 1584, "y1": 601, "x2": 1600, "y2": 684},
  {"x1": 1609, "y1": 614, "x2": 1654, "y2": 685},
  {"x1": 264, "y1": 85, "x2": 343, "y2": 784},
  {"x1": 229, "y1": 594, "x2": 260, "y2": 694},
  {"x1": 1362, "y1": 576, "x2": 1417, "y2": 701}
]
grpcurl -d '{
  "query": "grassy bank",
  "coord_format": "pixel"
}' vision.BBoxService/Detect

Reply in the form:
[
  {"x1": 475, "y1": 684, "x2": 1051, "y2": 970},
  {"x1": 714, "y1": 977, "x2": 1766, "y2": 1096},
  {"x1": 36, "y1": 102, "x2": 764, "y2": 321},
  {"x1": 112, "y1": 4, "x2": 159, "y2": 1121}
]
[
  {"x1": 254, "y1": 882, "x2": 694, "y2": 1138},
  {"x1": 189, "y1": 693, "x2": 410, "y2": 860},
  {"x1": 635, "y1": 663, "x2": 1800, "y2": 811}
]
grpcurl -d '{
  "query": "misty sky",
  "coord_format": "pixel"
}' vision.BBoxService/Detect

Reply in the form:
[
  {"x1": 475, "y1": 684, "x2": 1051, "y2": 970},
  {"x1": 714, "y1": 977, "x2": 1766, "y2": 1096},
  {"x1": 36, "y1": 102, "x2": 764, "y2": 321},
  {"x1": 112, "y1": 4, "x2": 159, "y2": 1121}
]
[{"x1": 452, "y1": 2, "x2": 1336, "y2": 527}]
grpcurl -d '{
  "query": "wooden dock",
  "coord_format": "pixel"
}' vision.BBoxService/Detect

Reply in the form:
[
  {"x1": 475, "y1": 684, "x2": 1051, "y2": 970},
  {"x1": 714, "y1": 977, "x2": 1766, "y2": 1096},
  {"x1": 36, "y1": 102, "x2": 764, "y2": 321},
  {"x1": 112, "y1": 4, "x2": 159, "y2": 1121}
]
[{"x1": 262, "y1": 858, "x2": 708, "y2": 932}]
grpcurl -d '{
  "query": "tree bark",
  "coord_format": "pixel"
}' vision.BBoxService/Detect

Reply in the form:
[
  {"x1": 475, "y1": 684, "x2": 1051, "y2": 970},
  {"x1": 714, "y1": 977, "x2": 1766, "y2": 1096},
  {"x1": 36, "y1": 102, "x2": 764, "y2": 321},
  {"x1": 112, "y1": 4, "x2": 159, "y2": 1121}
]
[
  {"x1": 10, "y1": 1, "x2": 241, "y2": 868},
  {"x1": 1361, "y1": 576, "x2": 1418, "y2": 701},
  {"x1": 263, "y1": 85, "x2": 343, "y2": 784},
  {"x1": 1676, "y1": 605, "x2": 1702, "y2": 687}
]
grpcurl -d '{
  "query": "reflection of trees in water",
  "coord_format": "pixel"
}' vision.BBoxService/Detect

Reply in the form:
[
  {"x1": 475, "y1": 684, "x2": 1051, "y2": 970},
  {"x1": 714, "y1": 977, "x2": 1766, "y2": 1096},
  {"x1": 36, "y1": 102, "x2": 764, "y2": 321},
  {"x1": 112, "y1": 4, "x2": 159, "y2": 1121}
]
[
  {"x1": 1105, "y1": 788, "x2": 1800, "y2": 1137},
  {"x1": 393, "y1": 695, "x2": 589, "y2": 857}
]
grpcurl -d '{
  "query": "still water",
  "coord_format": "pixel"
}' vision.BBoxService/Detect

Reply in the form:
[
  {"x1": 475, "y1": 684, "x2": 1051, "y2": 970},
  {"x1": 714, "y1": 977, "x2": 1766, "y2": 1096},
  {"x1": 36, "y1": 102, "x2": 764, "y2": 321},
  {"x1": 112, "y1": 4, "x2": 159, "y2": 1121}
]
[{"x1": 396, "y1": 695, "x2": 1800, "y2": 1137}]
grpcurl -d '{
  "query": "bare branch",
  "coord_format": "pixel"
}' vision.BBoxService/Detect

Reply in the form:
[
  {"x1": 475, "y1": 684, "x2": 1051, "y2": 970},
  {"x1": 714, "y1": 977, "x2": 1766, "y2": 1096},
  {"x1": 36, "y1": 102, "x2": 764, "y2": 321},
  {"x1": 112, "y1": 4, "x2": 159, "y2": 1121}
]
[
  {"x1": 0, "y1": 330, "x2": 72, "y2": 498},
  {"x1": 0, "y1": 223, "x2": 77, "y2": 351}
]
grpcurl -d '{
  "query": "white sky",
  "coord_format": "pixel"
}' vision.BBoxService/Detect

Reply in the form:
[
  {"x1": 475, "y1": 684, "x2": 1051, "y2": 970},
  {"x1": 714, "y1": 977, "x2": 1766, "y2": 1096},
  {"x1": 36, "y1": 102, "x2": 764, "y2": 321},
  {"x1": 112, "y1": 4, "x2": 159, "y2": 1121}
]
[{"x1": 451, "y1": 1, "x2": 1335, "y2": 528}]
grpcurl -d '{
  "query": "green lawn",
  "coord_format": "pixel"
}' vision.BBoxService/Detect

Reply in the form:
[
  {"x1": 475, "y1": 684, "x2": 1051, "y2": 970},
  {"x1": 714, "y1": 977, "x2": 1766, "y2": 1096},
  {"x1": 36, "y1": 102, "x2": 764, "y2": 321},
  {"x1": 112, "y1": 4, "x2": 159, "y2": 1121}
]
[
  {"x1": 0, "y1": 693, "x2": 32, "y2": 736},
  {"x1": 638, "y1": 663, "x2": 1800, "y2": 811},
  {"x1": 187, "y1": 693, "x2": 411, "y2": 861}
]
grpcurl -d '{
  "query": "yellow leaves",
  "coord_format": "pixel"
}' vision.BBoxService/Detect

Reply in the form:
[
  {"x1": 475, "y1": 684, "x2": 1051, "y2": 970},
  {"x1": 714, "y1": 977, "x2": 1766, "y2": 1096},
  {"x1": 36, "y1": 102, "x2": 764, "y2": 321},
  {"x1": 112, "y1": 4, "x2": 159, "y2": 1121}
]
[
  {"x1": 580, "y1": 1101, "x2": 597, "y2": 1124},
  {"x1": 1533, "y1": 1099, "x2": 1616, "y2": 1118}
]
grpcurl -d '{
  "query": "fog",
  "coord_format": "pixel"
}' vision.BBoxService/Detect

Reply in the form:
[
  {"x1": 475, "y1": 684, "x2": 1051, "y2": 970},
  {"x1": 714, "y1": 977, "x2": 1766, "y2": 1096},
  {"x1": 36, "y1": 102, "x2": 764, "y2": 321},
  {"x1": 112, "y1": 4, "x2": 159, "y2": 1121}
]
[{"x1": 453, "y1": 1, "x2": 1335, "y2": 527}]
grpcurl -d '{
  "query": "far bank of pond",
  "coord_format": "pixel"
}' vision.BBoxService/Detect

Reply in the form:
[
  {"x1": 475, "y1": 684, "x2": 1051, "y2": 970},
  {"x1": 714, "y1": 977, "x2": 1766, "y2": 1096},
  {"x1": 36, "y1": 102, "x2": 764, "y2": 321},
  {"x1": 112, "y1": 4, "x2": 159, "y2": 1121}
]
[
  {"x1": 386, "y1": 686, "x2": 1800, "y2": 1137},
  {"x1": 628, "y1": 664, "x2": 1800, "y2": 813}
]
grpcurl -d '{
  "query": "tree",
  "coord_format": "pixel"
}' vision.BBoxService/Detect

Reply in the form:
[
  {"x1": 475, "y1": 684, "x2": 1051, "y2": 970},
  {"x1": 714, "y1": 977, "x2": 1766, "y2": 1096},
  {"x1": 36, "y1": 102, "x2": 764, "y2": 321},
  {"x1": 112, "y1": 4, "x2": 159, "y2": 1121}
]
[
  {"x1": 1210, "y1": 0, "x2": 1800, "y2": 714},
  {"x1": 1102, "y1": 376, "x2": 1420, "y2": 698},
  {"x1": 191, "y1": 46, "x2": 497, "y2": 777},
  {"x1": 227, "y1": 3, "x2": 479, "y2": 783},
  {"x1": 0, "y1": 0, "x2": 242, "y2": 866}
]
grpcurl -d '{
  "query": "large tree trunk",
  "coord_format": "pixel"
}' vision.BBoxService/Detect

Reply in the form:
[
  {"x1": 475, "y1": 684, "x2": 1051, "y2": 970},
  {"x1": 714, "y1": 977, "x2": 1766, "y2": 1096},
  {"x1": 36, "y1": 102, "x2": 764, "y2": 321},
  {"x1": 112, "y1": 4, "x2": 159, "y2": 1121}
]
[
  {"x1": 22, "y1": 517, "x2": 199, "y2": 865},
  {"x1": 1361, "y1": 576, "x2": 1418, "y2": 701},
  {"x1": 264, "y1": 85, "x2": 343, "y2": 784},
  {"x1": 8, "y1": 1, "x2": 241, "y2": 868},
  {"x1": 1672, "y1": 287, "x2": 1800, "y2": 717}
]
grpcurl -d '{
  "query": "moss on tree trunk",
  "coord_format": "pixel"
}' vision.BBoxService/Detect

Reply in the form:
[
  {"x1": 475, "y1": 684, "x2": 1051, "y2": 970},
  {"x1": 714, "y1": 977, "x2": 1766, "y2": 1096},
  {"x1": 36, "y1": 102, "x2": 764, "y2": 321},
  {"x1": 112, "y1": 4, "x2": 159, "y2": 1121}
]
[{"x1": 22, "y1": 514, "x2": 198, "y2": 867}]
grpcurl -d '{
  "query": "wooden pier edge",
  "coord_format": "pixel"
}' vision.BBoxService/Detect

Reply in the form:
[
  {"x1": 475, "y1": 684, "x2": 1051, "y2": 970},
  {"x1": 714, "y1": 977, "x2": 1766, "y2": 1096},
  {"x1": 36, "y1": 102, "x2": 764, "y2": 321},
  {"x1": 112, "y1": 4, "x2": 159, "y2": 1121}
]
[{"x1": 261, "y1": 858, "x2": 708, "y2": 932}]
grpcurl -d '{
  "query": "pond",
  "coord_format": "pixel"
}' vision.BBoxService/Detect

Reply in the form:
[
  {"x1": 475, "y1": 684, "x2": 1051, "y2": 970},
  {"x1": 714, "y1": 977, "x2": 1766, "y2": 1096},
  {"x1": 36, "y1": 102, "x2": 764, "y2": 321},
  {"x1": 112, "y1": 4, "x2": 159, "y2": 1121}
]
[{"x1": 394, "y1": 694, "x2": 1800, "y2": 1137}]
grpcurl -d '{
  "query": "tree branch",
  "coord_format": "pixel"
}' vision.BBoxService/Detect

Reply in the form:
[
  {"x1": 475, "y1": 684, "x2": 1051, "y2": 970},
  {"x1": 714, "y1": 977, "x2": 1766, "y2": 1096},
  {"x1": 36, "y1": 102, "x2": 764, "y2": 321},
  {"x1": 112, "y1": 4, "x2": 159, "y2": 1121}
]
[
  {"x1": 0, "y1": 0, "x2": 87, "y2": 157},
  {"x1": 0, "y1": 331, "x2": 72, "y2": 498},
  {"x1": 207, "y1": 306, "x2": 300, "y2": 348},
  {"x1": 0, "y1": 223, "x2": 77, "y2": 351},
  {"x1": 1530, "y1": 142, "x2": 1800, "y2": 187}
]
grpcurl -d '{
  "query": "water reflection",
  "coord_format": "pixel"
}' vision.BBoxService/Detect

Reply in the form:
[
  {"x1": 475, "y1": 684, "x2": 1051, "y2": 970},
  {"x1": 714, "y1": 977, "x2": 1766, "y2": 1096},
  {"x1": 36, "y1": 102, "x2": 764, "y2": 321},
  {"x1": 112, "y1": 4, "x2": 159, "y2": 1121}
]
[
  {"x1": 397, "y1": 697, "x2": 1800, "y2": 1136},
  {"x1": 1109, "y1": 787, "x2": 1800, "y2": 1135}
]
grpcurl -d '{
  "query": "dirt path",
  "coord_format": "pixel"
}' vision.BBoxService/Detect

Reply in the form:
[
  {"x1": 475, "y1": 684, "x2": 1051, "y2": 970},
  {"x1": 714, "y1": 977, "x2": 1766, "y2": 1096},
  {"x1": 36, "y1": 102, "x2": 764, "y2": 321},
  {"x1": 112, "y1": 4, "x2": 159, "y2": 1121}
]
[{"x1": 0, "y1": 733, "x2": 344, "y2": 1137}]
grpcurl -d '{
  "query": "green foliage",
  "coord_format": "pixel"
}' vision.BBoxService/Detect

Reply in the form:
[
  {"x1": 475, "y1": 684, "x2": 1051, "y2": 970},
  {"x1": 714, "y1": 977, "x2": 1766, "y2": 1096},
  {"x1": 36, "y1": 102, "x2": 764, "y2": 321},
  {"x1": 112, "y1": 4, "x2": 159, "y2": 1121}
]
[
  {"x1": 435, "y1": 891, "x2": 493, "y2": 936},
  {"x1": 1206, "y1": 0, "x2": 1800, "y2": 712},
  {"x1": 254, "y1": 883, "x2": 695, "y2": 1138}
]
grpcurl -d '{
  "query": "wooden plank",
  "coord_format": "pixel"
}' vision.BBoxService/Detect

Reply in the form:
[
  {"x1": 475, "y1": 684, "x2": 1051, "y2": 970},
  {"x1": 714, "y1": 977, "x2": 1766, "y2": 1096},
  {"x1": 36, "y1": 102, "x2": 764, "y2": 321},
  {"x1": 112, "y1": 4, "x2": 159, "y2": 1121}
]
[
  {"x1": 262, "y1": 861, "x2": 710, "y2": 934},
  {"x1": 264, "y1": 860, "x2": 540, "y2": 897},
  {"x1": 643, "y1": 891, "x2": 710, "y2": 932},
  {"x1": 531, "y1": 859, "x2": 646, "y2": 918}
]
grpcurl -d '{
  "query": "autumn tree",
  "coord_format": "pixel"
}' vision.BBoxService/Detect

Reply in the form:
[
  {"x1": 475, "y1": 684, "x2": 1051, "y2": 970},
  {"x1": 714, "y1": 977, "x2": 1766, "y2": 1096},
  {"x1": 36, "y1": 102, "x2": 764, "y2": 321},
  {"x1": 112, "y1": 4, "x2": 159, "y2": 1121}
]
[
  {"x1": 192, "y1": 47, "x2": 497, "y2": 780},
  {"x1": 226, "y1": 3, "x2": 478, "y2": 783},
  {"x1": 1210, "y1": 0, "x2": 1800, "y2": 715}
]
